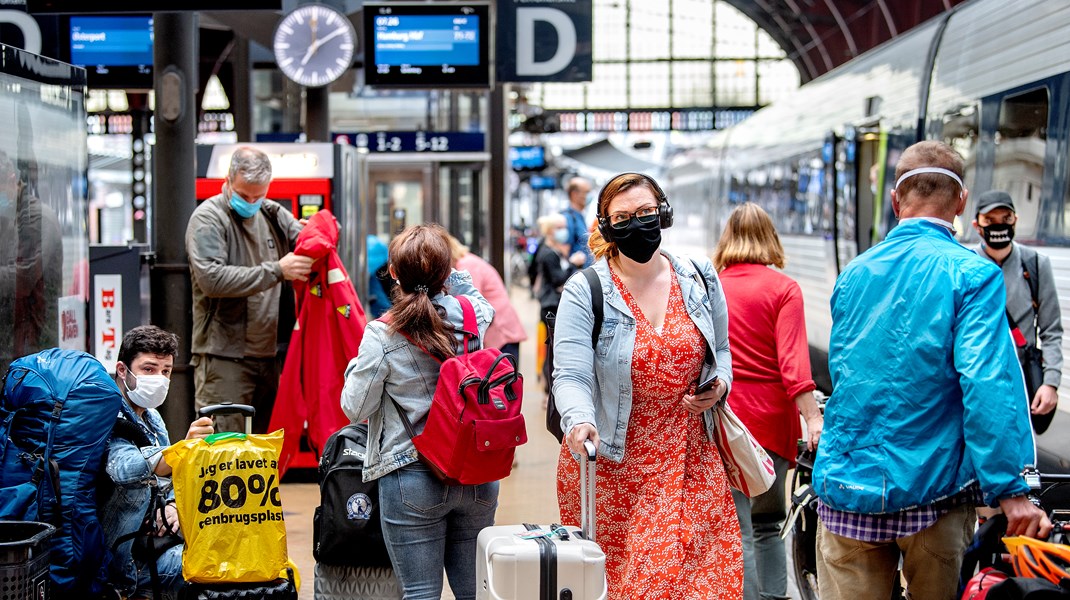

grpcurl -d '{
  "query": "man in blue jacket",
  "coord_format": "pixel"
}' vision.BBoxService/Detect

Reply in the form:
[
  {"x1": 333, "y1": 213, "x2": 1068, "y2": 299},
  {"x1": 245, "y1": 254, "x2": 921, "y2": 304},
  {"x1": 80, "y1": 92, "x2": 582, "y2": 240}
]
[{"x1": 813, "y1": 141, "x2": 1050, "y2": 600}]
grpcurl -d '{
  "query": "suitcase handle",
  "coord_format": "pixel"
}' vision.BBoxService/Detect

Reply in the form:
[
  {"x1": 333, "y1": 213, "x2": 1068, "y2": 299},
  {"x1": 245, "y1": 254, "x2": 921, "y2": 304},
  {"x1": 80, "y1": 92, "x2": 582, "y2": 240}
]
[
  {"x1": 581, "y1": 439, "x2": 596, "y2": 542},
  {"x1": 198, "y1": 403, "x2": 256, "y2": 434}
]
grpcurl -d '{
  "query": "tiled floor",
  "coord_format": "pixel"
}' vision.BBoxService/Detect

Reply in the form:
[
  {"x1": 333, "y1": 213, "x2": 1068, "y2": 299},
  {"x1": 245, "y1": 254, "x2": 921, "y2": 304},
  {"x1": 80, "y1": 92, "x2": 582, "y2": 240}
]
[{"x1": 282, "y1": 285, "x2": 562, "y2": 600}]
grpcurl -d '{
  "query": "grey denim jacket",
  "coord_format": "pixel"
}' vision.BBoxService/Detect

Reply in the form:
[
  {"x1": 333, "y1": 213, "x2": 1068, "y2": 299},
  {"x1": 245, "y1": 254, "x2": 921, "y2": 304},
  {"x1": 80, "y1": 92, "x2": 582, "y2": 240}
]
[
  {"x1": 551, "y1": 251, "x2": 732, "y2": 463},
  {"x1": 340, "y1": 269, "x2": 494, "y2": 481}
]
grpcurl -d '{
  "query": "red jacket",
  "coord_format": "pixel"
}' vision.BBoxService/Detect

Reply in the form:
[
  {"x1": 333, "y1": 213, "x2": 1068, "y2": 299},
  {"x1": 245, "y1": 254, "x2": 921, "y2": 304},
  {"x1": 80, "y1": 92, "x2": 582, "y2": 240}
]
[{"x1": 270, "y1": 210, "x2": 367, "y2": 475}]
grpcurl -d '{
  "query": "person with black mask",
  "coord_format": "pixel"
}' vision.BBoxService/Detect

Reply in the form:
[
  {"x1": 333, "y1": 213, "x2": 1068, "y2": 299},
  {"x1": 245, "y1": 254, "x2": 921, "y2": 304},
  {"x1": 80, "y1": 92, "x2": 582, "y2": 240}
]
[
  {"x1": 972, "y1": 190, "x2": 1062, "y2": 432},
  {"x1": 551, "y1": 172, "x2": 741, "y2": 597}
]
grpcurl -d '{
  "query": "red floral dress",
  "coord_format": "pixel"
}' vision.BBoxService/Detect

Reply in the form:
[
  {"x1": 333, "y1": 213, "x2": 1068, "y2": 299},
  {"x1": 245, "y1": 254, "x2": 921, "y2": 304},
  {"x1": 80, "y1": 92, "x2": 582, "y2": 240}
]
[{"x1": 557, "y1": 267, "x2": 743, "y2": 599}]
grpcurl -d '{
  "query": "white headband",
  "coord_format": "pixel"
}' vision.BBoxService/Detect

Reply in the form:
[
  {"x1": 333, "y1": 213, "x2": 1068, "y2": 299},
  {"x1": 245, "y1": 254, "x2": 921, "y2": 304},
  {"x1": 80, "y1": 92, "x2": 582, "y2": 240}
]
[{"x1": 894, "y1": 167, "x2": 965, "y2": 191}]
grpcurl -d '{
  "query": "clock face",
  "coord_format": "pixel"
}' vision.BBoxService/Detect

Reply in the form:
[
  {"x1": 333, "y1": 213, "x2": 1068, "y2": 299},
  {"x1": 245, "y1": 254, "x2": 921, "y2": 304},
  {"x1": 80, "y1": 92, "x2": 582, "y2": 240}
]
[{"x1": 273, "y1": 5, "x2": 356, "y2": 87}]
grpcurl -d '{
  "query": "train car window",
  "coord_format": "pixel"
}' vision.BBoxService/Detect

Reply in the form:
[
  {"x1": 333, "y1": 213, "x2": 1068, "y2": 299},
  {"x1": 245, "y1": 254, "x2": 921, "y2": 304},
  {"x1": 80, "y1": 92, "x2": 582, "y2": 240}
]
[
  {"x1": 940, "y1": 104, "x2": 980, "y2": 241},
  {"x1": 992, "y1": 88, "x2": 1047, "y2": 240}
]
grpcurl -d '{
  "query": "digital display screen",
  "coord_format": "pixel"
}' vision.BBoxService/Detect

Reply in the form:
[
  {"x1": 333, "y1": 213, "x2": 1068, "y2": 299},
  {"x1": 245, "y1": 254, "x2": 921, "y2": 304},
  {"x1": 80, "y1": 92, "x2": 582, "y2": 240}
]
[
  {"x1": 529, "y1": 175, "x2": 557, "y2": 190},
  {"x1": 510, "y1": 146, "x2": 545, "y2": 170},
  {"x1": 364, "y1": 3, "x2": 490, "y2": 88},
  {"x1": 68, "y1": 16, "x2": 153, "y2": 89}
]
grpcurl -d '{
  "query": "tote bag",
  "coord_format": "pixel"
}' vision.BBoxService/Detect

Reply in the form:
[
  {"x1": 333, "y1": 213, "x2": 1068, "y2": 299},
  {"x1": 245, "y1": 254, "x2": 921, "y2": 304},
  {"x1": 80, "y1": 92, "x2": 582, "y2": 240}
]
[{"x1": 712, "y1": 399, "x2": 776, "y2": 497}]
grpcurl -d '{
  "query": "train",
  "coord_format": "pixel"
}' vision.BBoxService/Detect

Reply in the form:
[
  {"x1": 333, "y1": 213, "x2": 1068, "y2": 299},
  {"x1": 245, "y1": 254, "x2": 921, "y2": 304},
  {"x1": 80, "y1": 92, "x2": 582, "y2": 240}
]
[{"x1": 659, "y1": 0, "x2": 1070, "y2": 469}]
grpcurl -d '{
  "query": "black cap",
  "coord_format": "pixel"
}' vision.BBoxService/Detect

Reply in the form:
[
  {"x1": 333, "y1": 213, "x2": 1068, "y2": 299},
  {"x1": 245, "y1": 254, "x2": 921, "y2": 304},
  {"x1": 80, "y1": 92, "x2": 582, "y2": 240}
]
[{"x1": 976, "y1": 190, "x2": 1015, "y2": 216}]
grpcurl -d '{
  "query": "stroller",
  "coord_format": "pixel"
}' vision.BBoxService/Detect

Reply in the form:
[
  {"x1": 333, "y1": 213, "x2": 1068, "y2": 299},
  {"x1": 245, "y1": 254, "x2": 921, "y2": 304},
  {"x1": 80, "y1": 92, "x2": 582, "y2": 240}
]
[{"x1": 166, "y1": 404, "x2": 297, "y2": 600}]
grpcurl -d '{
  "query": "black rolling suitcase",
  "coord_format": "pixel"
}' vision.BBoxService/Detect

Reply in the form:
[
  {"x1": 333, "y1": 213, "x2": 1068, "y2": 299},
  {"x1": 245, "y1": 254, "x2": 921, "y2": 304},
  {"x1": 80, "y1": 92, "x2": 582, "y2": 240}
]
[
  {"x1": 179, "y1": 403, "x2": 298, "y2": 600},
  {"x1": 313, "y1": 423, "x2": 401, "y2": 600}
]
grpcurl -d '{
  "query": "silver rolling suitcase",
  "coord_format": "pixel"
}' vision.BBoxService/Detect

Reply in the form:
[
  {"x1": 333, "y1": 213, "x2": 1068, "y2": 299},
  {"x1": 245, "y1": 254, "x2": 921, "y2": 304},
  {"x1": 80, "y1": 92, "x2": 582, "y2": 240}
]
[{"x1": 476, "y1": 440, "x2": 607, "y2": 600}]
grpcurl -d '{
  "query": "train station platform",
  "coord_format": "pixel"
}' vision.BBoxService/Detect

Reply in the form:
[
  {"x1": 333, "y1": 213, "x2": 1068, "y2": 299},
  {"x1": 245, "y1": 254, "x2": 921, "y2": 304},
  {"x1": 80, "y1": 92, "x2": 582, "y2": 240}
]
[{"x1": 280, "y1": 282, "x2": 563, "y2": 600}]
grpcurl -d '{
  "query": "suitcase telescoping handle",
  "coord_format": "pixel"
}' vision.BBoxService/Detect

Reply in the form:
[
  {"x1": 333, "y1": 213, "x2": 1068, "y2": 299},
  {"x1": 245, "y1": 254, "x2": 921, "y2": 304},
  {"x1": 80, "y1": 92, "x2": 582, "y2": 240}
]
[
  {"x1": 198, "y1": 403, "x2": 256, "y2": 435},
  {"x1": 581, "y1": 439, "x2": 597, "y2": 542}
]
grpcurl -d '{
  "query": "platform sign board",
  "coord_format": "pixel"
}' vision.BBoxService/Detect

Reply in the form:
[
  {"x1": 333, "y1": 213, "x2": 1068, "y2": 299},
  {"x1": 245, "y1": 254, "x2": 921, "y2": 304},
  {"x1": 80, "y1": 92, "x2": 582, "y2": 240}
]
[
  {"x1": 496, "y1": 0, "x2": 592, "y2": 82},
  {"x1": 93, "y1": 274, "x2": 122, "y2": 373}
]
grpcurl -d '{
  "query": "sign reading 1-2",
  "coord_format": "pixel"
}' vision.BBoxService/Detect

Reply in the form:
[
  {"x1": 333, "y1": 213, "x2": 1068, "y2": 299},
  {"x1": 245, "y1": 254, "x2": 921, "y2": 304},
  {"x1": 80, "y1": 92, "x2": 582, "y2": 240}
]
[{"x1": 333, "y1": 131, "x2": 485, "y2": 153}]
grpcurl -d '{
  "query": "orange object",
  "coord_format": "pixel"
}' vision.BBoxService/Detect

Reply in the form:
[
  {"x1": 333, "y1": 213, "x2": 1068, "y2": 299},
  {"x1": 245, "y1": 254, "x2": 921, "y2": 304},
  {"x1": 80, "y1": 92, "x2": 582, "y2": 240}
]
[{"x1": 1003, "y1": 536, "x2": 1070, "y2": 585}]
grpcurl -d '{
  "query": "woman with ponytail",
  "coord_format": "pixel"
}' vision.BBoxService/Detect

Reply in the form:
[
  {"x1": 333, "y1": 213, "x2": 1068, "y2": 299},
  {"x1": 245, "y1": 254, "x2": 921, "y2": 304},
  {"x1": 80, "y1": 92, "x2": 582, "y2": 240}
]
[{"x1": 341, "y1": 223, "x2": 496, "y2": 600}]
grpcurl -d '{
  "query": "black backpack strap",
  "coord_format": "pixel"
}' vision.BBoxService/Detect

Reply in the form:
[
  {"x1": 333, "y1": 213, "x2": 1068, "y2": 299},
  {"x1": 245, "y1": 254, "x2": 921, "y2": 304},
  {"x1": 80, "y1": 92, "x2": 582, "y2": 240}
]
[{"x1": 581, "y1": 267, "x2": 603, "y2": 347}]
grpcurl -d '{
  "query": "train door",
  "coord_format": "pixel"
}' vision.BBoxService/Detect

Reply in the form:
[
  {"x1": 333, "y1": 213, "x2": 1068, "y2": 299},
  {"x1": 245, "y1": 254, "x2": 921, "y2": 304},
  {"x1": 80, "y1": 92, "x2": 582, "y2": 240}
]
[
  {"x1": 365, "y1": 158, "x2": 487, "y2": 254},
  {"x1": 854, "y1": 125, "x2": 883, "y2": 254}
]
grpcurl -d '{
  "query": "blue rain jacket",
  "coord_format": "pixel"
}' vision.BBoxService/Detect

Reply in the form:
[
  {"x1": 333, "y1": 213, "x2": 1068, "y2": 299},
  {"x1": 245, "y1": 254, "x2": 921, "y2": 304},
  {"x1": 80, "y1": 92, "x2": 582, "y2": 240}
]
[{"x1": 813, "y1": 219, "x2": 1033, "y2": 513}]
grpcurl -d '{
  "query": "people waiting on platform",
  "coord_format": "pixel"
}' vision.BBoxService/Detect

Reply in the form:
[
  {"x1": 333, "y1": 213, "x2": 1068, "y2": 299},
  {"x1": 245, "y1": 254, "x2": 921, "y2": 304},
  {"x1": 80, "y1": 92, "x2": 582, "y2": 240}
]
[
  {"x1": 448, "y1": 234, "x2": 527, "y2": 361},
  {"x1": 813, "y1": 141, "x2": 1050, "y2": 600},
  {"x1": 185, "y1": 146, "x2": 312, "y2": 433},
  {"x1": 971, "y1": 189, "x2": 1062, "y2": 433},
  {"x1": 561, "y1": 176, "x2": 594, "y2": 268},
  {"x1": 340, "y1": 224, "x2": 497, "y2": 600},
  {"x1": 100, "y1": 325, "x2": 214, "y2": 600},
  {"x1": 366, "y1": 233, "x2": 392, "y2": 318},
  {"x1": 714, "y1": 203, "x2": 823, "y2": 600},
  {"x1": 531, "y1": 213, "x2": 582, "y2": 397},
  {"x1": 552, "y1": 172, "x2": 742, "y2": 597}
]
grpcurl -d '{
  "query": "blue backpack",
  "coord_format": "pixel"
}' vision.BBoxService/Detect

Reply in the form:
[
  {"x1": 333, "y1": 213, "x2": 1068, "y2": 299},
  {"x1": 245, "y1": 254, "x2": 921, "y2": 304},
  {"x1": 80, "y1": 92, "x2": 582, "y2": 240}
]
[{"x1": 0, "y1": 349, "x2": 124, "y2": 596}]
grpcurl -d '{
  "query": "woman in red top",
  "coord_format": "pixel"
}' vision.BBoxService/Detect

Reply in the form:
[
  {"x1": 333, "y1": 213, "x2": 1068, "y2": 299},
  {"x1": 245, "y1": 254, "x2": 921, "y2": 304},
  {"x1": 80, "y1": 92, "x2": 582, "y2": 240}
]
[{"x1": 713, "y1": 203, "x2": 823, "y2": 600}]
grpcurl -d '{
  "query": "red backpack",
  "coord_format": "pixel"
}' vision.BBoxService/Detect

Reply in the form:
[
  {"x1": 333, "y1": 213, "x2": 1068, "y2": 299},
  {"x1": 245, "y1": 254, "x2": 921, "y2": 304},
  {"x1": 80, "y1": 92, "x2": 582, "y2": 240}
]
[{"x1": 386, "y1": 295, "x2": 527, "y2": 485}]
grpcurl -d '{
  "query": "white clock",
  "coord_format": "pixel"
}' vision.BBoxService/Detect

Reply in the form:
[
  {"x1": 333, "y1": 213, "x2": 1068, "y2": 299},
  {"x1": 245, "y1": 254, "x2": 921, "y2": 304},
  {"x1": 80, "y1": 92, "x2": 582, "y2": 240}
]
[{"x1": 273, "y1": 4, "x2": 356, "y2": 87}]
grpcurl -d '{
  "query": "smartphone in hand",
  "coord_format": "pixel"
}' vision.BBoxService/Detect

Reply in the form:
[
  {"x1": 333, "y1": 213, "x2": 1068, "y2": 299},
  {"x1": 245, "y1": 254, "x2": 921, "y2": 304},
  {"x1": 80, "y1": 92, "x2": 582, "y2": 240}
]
[{"x1": 696, "y1": 375, "x2": 719, "y2": 394}]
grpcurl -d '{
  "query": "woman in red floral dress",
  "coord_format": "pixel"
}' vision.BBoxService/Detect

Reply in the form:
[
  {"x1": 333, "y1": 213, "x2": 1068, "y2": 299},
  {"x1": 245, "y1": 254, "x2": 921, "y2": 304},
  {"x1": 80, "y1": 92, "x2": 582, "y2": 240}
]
[{"x1": 552, "y1": 173, "x2": 742, "y2": 599}]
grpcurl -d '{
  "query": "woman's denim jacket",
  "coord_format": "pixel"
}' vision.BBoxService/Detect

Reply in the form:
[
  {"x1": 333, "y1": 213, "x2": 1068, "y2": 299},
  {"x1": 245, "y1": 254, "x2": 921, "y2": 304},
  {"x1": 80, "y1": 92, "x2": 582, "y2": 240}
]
[
  {"x1": 99, "y1": 403, "x2": 173, "y2": 594},
  {"x1": 551, "y1": 251, "x2": 732, "y2": 463},
  {"x1": 341, "y1": 269, "x2": 494, "y2": 481}
]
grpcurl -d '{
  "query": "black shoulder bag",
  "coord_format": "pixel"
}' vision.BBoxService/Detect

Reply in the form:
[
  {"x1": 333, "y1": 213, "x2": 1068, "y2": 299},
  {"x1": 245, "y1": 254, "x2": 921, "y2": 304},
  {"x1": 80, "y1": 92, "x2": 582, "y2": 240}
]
[{"x1": 1016, "y1": 253, "x2": 1054, "y2": 434}]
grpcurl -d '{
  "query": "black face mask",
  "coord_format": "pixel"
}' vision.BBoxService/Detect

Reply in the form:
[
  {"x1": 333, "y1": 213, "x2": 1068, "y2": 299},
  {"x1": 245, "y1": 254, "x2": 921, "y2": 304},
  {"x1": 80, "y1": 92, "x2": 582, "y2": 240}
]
[
  {"x1": 613, "y1": 217, "x2": 662, "y2": 263},
  {"x1": 981, "y1": 223, "x2": 1015, "y2": 249}
]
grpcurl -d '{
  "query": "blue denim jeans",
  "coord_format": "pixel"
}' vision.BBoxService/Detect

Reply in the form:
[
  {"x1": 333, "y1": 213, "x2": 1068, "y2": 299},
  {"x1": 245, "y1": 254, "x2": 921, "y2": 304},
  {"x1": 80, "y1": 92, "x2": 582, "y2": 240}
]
[
  {"x1": 378, "y1": 463, "x2": 499, "y2": 600},
  {"x1": 129, "y1": 544, "x2": 184, "y2": 600},
  {"x1": 734, "y1": 450, "x2": 791, "y2": 600}
]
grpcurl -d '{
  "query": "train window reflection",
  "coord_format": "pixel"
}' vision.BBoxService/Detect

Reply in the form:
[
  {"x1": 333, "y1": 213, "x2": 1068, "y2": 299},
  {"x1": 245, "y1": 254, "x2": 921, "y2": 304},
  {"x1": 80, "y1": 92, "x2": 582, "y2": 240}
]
[{"x1": 992, "y1": 87, "x2": 1047, "y2": 240}]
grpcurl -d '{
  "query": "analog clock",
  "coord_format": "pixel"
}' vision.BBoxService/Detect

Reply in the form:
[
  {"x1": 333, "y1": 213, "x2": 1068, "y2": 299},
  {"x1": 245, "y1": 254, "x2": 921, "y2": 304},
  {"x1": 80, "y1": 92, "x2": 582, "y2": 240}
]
[{"x1": 273, "y1": 4, "x2": 356, "y2": 87}]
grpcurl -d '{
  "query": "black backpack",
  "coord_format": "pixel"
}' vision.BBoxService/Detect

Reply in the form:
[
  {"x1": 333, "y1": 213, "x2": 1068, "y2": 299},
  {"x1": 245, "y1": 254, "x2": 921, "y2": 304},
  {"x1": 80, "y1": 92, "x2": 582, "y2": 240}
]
[
  {"x1": 545, "y1": 268, "x2": 601, "y2": 443},
  {"x1": 313, "y1": 423, "x2": 392, "y2": 567}
]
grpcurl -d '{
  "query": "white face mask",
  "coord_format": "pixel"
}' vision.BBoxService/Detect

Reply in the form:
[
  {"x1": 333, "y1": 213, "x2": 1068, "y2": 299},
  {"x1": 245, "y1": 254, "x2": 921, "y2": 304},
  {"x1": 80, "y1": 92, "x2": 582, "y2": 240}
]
[
  {"x1": 122, "y1": 372, "x2": 170, "y2": 409},
  {"x1": 553, "y1": 228, "x2": 570, "y2": 244}
]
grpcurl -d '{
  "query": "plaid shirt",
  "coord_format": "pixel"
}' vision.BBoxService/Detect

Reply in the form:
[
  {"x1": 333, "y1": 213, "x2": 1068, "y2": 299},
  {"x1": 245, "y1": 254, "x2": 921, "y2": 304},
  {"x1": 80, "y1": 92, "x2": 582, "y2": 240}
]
[{"x1": 817, "y1": 484, "x2": 983, "y2": 542}]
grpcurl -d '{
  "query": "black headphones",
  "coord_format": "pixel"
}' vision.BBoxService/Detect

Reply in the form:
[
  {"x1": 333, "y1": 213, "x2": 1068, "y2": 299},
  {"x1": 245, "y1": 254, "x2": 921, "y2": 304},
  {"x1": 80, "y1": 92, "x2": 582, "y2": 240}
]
[{"x1": 595, "y1": 172, "x2": 673, "y2": 242}]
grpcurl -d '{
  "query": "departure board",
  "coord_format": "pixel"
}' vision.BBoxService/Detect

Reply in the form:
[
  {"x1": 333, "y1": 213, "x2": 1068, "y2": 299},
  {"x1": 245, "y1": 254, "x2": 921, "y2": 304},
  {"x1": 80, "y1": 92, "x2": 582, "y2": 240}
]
[{"x1": 364, "y1": 3, "x2": 490, "y2": 88}]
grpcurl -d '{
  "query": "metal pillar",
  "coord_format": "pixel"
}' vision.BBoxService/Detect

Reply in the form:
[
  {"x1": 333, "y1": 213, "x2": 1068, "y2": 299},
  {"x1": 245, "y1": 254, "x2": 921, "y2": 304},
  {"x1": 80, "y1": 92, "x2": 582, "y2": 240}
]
[
  {"x1": 488, "y1": 84, "x2": 508, "y2": 276},
  {"x1": 151, "y1": 12, "x2": 198, "y2": 441},
  {"x1": 232, "y1": 35, "x2": 252, "y2": 142},
  {"x1": 306, "y1": 85, "x2": 330, "y2": 141}
]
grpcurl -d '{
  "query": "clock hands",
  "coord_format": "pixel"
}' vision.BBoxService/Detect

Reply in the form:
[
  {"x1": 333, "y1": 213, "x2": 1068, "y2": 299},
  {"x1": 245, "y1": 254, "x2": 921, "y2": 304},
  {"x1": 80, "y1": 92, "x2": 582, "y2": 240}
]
[{"x1": 300, "y1": 26, "x2": 350, "y2": 65}]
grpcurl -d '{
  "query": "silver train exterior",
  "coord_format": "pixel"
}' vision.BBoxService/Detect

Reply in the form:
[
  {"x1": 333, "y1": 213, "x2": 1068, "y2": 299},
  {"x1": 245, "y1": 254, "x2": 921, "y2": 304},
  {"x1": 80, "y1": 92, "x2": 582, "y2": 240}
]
[{"x1": 660, "y1": 0, "x2": 1070, "y2": 465}]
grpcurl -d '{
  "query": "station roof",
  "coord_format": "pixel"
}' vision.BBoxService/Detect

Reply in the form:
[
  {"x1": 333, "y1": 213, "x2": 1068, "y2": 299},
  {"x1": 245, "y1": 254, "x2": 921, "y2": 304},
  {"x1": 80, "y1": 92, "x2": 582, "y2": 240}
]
[{"x1": 730, "y1": 0, "x2": 970, "y2": 82}]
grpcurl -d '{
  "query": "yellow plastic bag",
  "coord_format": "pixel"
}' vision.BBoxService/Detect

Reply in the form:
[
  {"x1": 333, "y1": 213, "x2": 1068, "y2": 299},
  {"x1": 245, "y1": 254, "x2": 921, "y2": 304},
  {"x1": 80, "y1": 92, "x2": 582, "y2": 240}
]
[{"x1": 162, "y1": 430, "x2": 290, "y2": 584}]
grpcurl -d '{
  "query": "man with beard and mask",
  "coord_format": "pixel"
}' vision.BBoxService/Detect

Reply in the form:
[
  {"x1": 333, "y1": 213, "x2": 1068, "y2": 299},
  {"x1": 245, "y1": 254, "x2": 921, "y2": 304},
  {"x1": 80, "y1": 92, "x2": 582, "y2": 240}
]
[
  {"x1": 551, "y1": 172, "x2": 742, "y2": 597},
  {"x1": 100, "y1": 325, "x2": 214, "y2": 600},
  {"x1": 973, "y1": 190, "x2": 1062, "y2": 432}
]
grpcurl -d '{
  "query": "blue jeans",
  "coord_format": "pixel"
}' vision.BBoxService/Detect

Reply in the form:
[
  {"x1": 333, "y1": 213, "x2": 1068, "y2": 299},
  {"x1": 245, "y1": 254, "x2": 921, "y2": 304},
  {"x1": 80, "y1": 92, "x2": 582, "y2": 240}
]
[
  {"x1": 129, "y1": 544, "x2": 183, "y2": 600},
  {"x1": 734, "y1": 450, "x2": 791, "y2": 600},
  {"x1": 378, "y1": 463, "x2": 499, "y2": 600}
]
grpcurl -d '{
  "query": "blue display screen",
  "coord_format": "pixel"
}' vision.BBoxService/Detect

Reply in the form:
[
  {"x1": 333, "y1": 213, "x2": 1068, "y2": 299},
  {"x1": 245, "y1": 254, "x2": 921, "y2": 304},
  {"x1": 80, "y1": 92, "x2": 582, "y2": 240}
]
[
  {"x1": 364, "y1": 3, "x2": 489, "y2": 88},
  {"x1": 529, "y1": 175, "x2": 557, "y2": 190},
  {"x1": 510, "y1": 146, "x2": 545, "y2": 170},
  {"x1": 70, "y1": 16, "x2": 153, "y2": 67},
  {"x1": 373, "y1": 15, "x2": 480, "y2": 67}
]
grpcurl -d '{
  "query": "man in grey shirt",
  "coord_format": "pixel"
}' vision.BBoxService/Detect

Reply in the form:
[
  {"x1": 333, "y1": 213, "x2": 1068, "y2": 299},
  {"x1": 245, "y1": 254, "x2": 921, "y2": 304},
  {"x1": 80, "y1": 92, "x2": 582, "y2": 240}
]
[
  {"x1": 185, "y1": 147, "x2": 313, "y2": 432},
  {"x1": 973, "y1": 190, "x2": 1062, "y2": 431}
]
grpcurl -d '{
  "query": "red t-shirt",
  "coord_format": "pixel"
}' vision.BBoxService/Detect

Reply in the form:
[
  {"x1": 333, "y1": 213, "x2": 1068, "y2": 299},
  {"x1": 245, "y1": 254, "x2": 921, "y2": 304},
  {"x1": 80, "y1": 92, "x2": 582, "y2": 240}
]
[{"x1": 719, "y1": 262, "x2": 816, "y2": 464}]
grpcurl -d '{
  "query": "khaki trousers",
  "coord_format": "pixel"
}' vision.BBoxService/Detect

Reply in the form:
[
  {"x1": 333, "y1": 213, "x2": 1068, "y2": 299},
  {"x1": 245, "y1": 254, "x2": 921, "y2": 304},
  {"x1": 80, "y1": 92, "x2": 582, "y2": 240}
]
[
  {"x1": 192, "y1": 354, "x2": 280, "y2": 434},
  {"x1": 816, "y1": 503, "x2": 974, "y2": 600}
]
